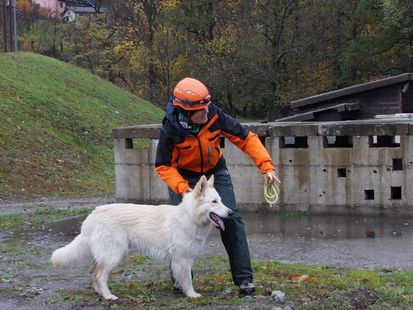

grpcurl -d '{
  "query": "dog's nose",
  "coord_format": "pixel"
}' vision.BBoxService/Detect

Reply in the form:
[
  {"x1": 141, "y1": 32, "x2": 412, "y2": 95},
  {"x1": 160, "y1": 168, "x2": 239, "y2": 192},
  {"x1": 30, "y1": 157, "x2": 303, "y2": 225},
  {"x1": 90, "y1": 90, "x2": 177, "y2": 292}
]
[{"x1": 228, "y1": 209, "x2": 233, "y2": 216}]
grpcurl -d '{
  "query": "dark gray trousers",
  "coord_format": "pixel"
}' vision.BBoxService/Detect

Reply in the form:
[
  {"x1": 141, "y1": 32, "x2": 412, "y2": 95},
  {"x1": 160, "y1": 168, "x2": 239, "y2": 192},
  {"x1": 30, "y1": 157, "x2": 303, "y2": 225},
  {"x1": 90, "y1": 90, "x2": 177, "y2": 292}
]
[{"x1": 168, "y1": 169, "x2": 253, "y2": 285}]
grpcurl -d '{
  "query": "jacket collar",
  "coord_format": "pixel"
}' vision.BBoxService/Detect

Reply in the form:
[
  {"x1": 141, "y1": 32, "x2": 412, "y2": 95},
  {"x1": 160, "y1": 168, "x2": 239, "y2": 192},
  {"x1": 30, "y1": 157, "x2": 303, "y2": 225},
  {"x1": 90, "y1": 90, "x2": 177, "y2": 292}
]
[{"x1": 165, "y1": 99, "x2": 217, "y2": 136}]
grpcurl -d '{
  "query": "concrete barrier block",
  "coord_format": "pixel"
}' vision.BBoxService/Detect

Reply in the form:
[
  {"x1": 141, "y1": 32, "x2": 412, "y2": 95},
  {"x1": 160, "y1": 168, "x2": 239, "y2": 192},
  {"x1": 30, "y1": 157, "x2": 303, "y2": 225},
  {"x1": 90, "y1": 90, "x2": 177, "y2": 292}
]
[
  {"x1": 114, "y1": 138, "x2": 150, "y2": 164},
  {"x1": 115, "y1": 162, "x2": 151, "y2": 200}
]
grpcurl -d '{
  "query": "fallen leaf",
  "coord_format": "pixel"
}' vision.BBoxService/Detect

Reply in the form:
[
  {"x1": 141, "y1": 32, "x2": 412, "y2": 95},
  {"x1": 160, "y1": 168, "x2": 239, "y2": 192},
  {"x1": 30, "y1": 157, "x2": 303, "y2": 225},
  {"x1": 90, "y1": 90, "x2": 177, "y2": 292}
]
[
  {"x1": 356, "y1": 278, "x2": 369, "y2": 283},
  {"x1": 214, "y1": 274, "x2": 227, "y2": 282},
  {"x1": 289, "y1": 274, "x2": 311, "y2": 282}
]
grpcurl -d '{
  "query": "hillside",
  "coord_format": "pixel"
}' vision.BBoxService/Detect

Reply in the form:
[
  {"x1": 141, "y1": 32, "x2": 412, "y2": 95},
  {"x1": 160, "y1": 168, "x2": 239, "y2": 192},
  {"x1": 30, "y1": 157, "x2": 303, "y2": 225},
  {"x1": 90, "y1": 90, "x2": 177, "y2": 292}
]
[{"x1": 0, "y1": 52, "x2": 164, "y2": 201}]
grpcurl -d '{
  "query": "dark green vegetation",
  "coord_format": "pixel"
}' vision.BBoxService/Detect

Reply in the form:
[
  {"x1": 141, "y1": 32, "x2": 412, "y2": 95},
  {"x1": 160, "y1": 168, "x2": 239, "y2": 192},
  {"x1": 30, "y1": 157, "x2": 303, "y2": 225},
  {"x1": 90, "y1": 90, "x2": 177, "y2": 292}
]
[
  {"x1": 1, "y1": 209, "x2": 413, "y2": 309},
  {"x1": 3, "y1": 1, "x2": 412, "y2": 120},
  {"x1": 0, "y1": 52, "x2": 164, "y2": 201}
]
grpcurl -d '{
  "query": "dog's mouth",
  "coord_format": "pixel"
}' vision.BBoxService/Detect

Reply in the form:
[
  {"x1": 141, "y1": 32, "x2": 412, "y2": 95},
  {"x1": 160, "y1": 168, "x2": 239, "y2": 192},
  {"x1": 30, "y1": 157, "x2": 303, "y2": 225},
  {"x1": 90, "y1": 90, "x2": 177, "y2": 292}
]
[{"x1": 209, "y1": 212, "x2": 225, "y2": 231}]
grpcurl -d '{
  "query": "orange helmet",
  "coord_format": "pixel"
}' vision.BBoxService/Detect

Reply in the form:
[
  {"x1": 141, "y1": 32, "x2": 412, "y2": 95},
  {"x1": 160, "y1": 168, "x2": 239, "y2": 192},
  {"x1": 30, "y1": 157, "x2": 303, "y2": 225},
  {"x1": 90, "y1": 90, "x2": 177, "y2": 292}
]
[{"x1": 172, "y1": 78, "x2": 211, "y2": 110}]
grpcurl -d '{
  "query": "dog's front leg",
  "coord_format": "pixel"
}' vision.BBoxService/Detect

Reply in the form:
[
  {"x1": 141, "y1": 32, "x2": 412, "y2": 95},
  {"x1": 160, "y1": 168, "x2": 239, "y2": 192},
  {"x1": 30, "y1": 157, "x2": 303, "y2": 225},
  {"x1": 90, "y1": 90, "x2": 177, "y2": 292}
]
[{"x1": 171, "y1": 257, "x2": 200, "y2": 298}]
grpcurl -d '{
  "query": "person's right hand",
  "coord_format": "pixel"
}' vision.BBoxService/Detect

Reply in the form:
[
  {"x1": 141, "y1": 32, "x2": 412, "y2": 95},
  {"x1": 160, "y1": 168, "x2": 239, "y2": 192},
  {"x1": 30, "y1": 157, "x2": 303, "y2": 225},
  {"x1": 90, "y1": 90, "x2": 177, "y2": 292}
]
[{"x1": 264, "y1": 171, "x2": 281, "y2": 185}]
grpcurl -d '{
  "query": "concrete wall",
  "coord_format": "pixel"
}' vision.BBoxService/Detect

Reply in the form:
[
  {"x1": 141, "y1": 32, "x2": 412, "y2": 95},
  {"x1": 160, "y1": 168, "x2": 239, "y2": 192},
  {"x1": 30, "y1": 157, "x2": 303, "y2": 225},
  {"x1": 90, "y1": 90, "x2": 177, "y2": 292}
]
[
  {"x1": 113, "y1": 119, "x2": 413, "y2": 215},
  {"x1": 113, "y1": 135, "x2": 267, "y2": 207}
]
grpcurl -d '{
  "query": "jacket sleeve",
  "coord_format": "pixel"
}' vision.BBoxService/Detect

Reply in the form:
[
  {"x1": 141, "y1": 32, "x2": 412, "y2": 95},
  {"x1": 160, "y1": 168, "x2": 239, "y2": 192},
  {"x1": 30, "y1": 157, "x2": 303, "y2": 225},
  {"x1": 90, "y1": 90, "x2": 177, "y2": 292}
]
[
  {"x1": 155, "y1": 127, "x2": 190, "y2": 195},
  {"x1": 218, "y1": 109, "x2": 275, "y2": 174}
]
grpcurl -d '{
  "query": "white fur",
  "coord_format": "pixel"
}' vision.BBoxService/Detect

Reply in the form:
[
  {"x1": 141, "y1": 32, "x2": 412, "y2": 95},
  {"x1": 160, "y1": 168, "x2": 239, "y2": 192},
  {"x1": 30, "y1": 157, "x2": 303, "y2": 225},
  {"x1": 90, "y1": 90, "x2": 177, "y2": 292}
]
[{"x1": 50, "y1": 175, "x2": 231, "y2": 300}]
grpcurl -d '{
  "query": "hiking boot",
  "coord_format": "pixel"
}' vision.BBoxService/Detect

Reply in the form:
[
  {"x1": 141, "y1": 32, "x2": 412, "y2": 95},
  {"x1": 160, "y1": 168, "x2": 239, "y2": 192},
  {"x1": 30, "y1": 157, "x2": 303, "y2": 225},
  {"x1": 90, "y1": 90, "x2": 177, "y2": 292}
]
[{"x1": 239, "y1": 281, "x2": 256, "y2": 295}]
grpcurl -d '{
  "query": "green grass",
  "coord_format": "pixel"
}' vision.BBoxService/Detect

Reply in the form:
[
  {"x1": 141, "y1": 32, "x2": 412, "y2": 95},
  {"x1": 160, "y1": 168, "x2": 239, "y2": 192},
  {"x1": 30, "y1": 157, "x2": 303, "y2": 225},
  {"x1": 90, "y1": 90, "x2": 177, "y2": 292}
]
[
  {"x1": 0, "y1": 52, "x2": 164, "y2": 201},
  {"x1": 47, "y1": 256, "x2": 413, "y2": 309}
]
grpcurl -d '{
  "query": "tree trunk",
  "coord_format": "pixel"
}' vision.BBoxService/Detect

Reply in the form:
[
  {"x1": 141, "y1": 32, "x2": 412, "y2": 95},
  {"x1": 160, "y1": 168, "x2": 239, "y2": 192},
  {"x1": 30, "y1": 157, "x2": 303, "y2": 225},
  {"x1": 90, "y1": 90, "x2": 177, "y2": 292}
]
[
  {"x1": 8, "y1": 0, "x2": 12, "y2": 51},
  {"x1": 2, "y1": 0, "x2": 8, "y2": 52}
]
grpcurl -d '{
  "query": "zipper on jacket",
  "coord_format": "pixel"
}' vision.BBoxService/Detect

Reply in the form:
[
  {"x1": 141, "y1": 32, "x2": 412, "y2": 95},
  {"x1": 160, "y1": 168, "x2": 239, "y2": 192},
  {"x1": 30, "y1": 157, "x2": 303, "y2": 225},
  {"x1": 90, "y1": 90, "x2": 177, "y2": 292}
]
[
  {"x1": 196, "y1": 136, "x2": 204, "y2": 173},
  {"x1": 207, "y1": 146, "x2": 211, "y2": 164}
]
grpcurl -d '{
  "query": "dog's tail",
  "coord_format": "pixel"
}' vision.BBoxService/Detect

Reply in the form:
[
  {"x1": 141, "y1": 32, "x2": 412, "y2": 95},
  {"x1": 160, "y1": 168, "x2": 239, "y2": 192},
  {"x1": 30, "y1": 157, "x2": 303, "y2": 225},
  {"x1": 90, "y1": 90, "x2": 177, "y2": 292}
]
[{"x1": 51, "y1": 234, "x2": 89, "y2": 267}]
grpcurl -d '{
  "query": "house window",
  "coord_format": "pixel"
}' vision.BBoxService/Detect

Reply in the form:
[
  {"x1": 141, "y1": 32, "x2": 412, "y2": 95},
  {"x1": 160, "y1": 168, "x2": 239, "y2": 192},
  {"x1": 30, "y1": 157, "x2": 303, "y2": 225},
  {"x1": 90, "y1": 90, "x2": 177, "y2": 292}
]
[
  {"x1": 324, "y1": 136, "x2": 353, "y2": 148},
  {"x1": 337, "y1": 168, "x2": 347, "y2": 177},
  {"x1": 364, "y1": 190, "x2": 374, "y2": 200},
  {"x1": 392, "y1": 158, "x2": 403, "y2": 171},
  {"x1": 369, "y1": 135, "x2": 400, "y2": 147},
  {"x1": 391, "y1": 186, "x2": 402, "y2": 200},
  {"x1": 125, "y1": 138, "x2": 133, "y2": 149},
  {"x1": 280, "y1": 136, "x2": 308, "y2": 148}
]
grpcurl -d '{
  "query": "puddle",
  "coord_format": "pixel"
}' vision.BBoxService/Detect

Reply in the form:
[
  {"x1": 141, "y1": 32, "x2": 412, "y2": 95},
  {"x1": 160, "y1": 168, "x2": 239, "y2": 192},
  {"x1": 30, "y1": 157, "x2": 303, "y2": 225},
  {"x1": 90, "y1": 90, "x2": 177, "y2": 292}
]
[
  {"x1": 210, "y1": 212, "x2": 413, "y2": 269},
  {"x1": 2, "y1": 212, "x2": 413, "y2": 269},
  {"x1": 0, "y1": 216, "x2": 84, "y2": 248},
  {"x1": 242, "y1": 212, "x2": 410, "y2": 240}
]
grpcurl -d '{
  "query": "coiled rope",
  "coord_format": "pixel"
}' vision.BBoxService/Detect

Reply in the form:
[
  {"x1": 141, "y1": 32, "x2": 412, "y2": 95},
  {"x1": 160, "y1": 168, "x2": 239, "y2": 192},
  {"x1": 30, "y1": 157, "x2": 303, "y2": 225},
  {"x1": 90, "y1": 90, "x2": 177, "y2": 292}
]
[{"x1": 264, "y1": 174, "x2": 280, "y2": 206}]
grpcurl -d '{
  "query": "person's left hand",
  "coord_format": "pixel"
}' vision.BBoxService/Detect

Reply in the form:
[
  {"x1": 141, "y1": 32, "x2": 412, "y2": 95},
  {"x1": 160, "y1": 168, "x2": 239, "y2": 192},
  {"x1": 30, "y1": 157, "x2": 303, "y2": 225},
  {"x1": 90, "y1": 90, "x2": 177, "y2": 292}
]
[{"x1": 264, "y1": 171, "x2": 281, "y2": 185}]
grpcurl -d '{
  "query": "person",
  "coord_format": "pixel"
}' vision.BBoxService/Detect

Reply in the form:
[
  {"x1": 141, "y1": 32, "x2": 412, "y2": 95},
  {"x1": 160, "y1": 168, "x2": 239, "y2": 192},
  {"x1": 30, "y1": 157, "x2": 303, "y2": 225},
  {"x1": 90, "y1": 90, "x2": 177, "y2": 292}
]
[{"x1": 155, "y1": 77, "x2": 280, "y2": 295}]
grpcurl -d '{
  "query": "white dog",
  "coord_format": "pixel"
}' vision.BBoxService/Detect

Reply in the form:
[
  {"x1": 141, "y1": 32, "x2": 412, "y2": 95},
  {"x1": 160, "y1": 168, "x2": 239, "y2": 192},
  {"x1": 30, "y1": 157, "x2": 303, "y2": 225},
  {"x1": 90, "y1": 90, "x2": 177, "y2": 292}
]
[{"x1": 51, "y1": 175, "x2": 232, "y2": 300}]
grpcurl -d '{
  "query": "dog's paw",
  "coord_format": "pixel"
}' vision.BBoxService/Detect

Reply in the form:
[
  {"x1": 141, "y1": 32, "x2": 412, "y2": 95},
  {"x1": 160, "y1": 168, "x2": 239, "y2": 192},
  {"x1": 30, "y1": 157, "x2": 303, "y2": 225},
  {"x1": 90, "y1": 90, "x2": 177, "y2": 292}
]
[
  {"x1": 103, "y1": 294, "x2": 118, "y2": 301},
  {"x1": 186, "y1": 292, "x2": 201, "y2": 298}
]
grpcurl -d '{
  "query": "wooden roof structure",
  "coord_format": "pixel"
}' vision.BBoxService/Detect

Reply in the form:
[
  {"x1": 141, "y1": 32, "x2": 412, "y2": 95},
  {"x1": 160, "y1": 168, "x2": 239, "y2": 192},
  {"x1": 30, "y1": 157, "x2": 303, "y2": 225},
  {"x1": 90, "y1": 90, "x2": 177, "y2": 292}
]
[{"x1": 276, "y1": 73, "x2": 413, "y2": 122}]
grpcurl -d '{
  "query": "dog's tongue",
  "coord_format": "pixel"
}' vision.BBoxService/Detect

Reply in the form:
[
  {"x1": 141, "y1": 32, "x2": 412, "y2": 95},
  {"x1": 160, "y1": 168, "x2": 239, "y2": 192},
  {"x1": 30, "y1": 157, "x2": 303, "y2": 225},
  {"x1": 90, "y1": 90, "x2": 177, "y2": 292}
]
[
  {"x1": 210, "y1": 212, "x2": 225, "y2": 231},
  {"x1": 216, "y1": 216, "x2": 225, "y2": 231}
]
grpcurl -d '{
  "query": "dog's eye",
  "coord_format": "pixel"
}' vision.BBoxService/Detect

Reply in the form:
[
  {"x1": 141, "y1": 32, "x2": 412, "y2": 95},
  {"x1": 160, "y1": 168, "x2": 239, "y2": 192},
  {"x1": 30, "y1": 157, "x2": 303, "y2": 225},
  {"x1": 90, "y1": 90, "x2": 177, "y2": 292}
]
[{"x1": 212, "y1": 199, "x2": 218, "y2": 204}]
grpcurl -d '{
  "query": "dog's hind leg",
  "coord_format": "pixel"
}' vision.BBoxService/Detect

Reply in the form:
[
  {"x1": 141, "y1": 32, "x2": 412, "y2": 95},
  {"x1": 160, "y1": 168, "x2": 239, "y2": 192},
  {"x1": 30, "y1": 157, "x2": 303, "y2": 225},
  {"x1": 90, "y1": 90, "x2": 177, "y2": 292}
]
[
  {"x1": 94, "y1": 254, "x2": 123, "y2": 301},
  {"x1": 88, "y1": 261, "x2": 99, "y2": 294},
  {"x1": 171, "y1": 257, "x2": 200, "y2": 298}
]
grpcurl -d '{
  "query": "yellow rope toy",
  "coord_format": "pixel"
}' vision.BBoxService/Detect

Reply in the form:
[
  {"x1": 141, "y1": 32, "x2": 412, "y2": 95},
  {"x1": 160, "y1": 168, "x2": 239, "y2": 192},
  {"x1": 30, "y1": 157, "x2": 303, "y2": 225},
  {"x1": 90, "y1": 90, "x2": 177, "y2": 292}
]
[{"x1": 264, "y1": 173, "x2": 280, "y2": 206}]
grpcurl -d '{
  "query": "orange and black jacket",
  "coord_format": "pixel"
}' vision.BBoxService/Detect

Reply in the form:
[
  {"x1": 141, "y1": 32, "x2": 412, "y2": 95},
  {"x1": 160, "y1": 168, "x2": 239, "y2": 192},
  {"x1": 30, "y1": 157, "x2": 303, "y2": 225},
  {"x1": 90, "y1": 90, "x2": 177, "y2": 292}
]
[{"x1": 155, "y1": 101, "x2": 275, "y2": 194}]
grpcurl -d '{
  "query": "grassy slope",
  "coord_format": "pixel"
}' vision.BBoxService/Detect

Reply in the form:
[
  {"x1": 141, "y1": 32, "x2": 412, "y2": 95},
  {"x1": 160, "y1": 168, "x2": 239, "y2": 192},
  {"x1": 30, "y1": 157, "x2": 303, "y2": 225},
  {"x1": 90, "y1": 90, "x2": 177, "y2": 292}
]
[{"x1": 0, "y1": 52, "x2": 163, "y2": 201}]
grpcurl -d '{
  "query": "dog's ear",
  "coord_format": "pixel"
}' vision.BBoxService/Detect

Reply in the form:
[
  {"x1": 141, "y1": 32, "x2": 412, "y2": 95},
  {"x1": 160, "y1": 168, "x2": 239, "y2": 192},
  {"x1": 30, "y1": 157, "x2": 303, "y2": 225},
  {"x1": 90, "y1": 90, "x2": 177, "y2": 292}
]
[
  {"x1": 207, "y1": 175, "x2": 214, "y2": 187},
  {"x1": 194, "y1": 175, "x2": 208, "y2": 198}
]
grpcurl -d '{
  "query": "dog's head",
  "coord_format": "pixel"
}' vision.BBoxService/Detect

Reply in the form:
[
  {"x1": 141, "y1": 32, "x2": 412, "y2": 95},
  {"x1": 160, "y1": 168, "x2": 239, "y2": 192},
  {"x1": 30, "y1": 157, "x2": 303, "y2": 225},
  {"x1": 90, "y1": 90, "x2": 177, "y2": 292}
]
[{"x1": 188, "y1": 175, "x2": 233, "y2": 231}]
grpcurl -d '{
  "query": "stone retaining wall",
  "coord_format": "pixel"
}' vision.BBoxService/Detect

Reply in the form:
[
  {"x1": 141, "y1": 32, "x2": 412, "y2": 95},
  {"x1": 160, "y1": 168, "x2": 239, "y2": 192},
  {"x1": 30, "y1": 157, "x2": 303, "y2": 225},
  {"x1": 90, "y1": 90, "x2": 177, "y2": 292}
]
[{"x1": 113, "y1": 119, "x2": 413, "y2": 215}]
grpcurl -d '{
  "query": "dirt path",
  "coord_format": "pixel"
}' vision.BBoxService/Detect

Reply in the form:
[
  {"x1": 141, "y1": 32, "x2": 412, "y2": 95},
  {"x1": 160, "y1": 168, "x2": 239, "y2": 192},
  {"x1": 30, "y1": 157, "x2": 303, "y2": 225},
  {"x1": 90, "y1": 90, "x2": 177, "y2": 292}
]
[{"x1": 0, "y1": 196, "x2": 116, "y2": 215}]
